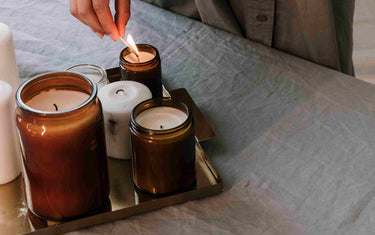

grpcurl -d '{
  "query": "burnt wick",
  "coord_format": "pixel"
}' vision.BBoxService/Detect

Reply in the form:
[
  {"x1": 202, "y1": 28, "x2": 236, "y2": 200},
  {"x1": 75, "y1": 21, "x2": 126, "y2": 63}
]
[
  {"x1": 160, "y1": 125, "x2": 163, "y2": 129},
  {"x1": 53, "y1": 104, "x2": 58, "y2": 111},
  {"x1": 116, "y1": 89, "x2": 125, "y2": 95}
]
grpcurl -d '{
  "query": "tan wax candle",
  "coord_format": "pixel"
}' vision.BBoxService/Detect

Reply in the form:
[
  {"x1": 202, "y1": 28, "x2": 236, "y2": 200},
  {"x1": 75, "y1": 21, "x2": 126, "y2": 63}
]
[
  {"x1": 124, "y1": 51, "x2": 155, "y2": 63},
  {"x1": 16, "y1": 72, "x2": 110, "y2": 221},
  {"x1": 135, "y1": 107, "x2": 187, "y2": 130},
  {"x1": 26, "y1": 89, "x2": 89, "y2": 112}
]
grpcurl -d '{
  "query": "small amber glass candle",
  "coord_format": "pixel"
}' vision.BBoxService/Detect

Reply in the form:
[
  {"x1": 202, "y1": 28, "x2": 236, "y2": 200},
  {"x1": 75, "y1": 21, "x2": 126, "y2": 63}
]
[
  {"x1": 129, "y1": 98, "x2": 196, "y2": 195},
  {"x1": 15, "y1": 72, "x2": 109, "y2": 221},
  {"x1": 119, "y1": 44, "x2": 162, "y2": 98}
]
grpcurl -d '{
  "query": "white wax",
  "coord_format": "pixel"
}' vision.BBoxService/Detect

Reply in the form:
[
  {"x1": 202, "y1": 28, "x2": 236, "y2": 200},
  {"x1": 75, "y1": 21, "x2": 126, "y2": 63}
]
[
  {"x1": 124, "y1": 51, "x2": 155, "y2": 63},
  {"x1": 135, "y1": 107, "x2": 188, "y2": 130},
  {"x1": 98, "y1": 81, "x2": 152, "y2": 159},
  {"x1": 0, "y1": 81, "x2": 21, "y2": 185},
  {"x1": 0, "y1": 23, "x2": 20, "y2": 93},
  {"x1": 0, "y1": 24, "x2": 21, "y2": 181},
  {"x1": 26, "y1": 89, "x2": 90, "y2": 112}
]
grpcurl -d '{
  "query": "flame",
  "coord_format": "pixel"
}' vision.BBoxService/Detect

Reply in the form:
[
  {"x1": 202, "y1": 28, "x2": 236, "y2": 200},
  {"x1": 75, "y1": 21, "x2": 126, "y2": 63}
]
[{"x1": 126, "y1": 34, "x2": 139, "y2": 56}]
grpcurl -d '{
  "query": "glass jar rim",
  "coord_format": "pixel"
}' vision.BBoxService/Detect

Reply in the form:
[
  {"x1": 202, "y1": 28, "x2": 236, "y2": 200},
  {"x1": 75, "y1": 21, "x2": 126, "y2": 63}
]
[
  {"x1": 65, "y1": 64, "x2": 107, "y2": 84},
  {"x1": 130, "y1": 98, "x2": 193, "y2": 135},
  {"x1": 119, "y1": 44, "x2": 159, "y2": 66},
  {"x1": 16, "y1": 71, "x2": 97, "y2": 116}
]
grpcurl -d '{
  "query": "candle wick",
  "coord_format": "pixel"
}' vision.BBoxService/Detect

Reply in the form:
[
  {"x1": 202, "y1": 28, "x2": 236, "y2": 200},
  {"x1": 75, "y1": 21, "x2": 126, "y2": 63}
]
[
  {"x1": 116, "y1": 89, "x2": 125, "y2": 95},
  {"x1": 160, "y1": 125, "x2": 163, "y2": 129},
  {"x1": 53, "y1": 104, "x2": 58, "y2": 111}
]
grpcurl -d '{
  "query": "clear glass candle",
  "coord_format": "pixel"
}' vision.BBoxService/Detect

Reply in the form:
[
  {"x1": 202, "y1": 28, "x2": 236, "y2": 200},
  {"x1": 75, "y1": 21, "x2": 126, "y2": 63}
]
[
  {"x1": 15, "y1": 72, "x2": 109, "y2": 221},
  {"x1": 119, "y1": 44, "x2": 162, "y2": 98},
  {"x1": 66, "y1": 64, "x2": 109, "y2": 90},
  {"x1": 129, "y1": 98, "x2": 196, "y2": 195}
]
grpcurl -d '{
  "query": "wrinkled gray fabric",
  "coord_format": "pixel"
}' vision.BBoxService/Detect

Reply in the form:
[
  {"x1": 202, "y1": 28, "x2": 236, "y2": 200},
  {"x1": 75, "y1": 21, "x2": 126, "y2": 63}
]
[{"x1": 1, "y1": 0, "x2": 374, "y2": 234}]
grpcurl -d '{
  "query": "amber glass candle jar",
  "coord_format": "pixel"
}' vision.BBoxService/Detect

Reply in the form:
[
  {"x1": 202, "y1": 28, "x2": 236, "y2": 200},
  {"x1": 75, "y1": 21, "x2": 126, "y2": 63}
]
[
  {"x1": 15, "y1": 72, "x2": 109, "y2": 221},
  {"x1": 119, "y1": 44, "x2": 162, "y2": 98},
  {"x1": 129, "y1": 98, "x2": 196, "y2": 195}
]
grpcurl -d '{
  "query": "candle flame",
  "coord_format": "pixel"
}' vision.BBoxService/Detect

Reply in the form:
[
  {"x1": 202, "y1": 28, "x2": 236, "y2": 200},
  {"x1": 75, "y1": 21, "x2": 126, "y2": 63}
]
[{"x1": 126, "y1": 34, "x2": 140, "y2": 56}]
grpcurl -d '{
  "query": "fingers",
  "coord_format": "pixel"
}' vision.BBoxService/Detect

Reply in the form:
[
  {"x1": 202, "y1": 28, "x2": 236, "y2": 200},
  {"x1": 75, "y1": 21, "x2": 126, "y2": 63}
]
[
  {"x1": 70, "y1": 0, "x2": 78, "y2": 18},
  {"x1": 71, "y1": 0, "x2": 103, "y2": 38},
  {"x1": 92, "y1": 0, "x2": 119, "y2": 40},
  {"x1": 78, "y1": 0, "x2": 105, "y2": 36},
  {"x1": 70, "y1": 0, "x2": 119, "y2": 40},
  {"x1": 115, "y1": 0, "x2": 131, "y2": 38}
]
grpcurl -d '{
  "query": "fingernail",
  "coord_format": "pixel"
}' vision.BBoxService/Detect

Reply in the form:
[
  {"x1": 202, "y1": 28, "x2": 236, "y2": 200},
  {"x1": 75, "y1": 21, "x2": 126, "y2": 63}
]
[
  {"x1": 109, "y1": 33, "x2": 118, "y2": 41},
  {"x1": 95, "y1": 32, "x2": 104, "y2": 39}
]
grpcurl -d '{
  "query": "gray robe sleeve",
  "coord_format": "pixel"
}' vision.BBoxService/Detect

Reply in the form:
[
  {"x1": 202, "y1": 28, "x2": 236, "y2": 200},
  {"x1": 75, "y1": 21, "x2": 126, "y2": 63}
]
[{"x1": 140, "y1": 0, "x2": 354, "y2": 76}]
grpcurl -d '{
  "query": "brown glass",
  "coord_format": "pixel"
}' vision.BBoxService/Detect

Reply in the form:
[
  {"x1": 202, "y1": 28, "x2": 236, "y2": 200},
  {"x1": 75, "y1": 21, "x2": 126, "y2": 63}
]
[
  {"x1": 15, "y1": 72, "x2": 109, "y2": 221},
  {"x1": 130, "y1": 98, "x2": 196, "y2": 196},
  {"x1": 119, "y1": 44, "x2": 162, "y2": 98}
]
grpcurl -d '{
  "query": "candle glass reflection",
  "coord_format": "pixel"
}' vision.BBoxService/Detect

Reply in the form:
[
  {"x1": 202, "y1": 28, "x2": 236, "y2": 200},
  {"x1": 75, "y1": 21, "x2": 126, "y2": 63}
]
[
  {"x1": 15, "y1": 72, "x2": 109, "y2": 221},
  {"x1": 129, "y1": 98, "x2": 196, "y2": 195},
  {"x1": 119, "y1": 44, "x2": 162, "y2": 98}
]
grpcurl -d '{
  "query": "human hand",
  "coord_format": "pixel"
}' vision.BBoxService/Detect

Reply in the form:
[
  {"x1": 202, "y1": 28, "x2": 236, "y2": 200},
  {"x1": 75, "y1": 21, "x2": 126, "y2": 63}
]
[{"x1": 70, "y1": 0, "x2": 131, "y2": 41}]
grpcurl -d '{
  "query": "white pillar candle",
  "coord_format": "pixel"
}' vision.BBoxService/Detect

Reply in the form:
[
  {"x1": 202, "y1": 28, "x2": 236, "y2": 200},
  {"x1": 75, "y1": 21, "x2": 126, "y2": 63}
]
[
  {"x1": 124, "y1": 51, "x2": 155, "y2": 63},
  {"x1": 135, "y1": 106, "x2": 188, "y2": 130},
  {"x1": 0, "y1": 23, "x2": 20, "y2": 92},
  {"x1": 0, "y1": 81, "x2": 21, "y2": 185},
  {"x1": 98, "y1": 81, "x2": 152, "y2": 159},
  {"x1": 26, "y1": 89, "x2": 90, "y2": 112}
]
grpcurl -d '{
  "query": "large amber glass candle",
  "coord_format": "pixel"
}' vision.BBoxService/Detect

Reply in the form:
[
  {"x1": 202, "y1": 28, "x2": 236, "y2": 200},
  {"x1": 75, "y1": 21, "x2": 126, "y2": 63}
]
[
  {"x1": 119, "y1": 44, "x2": 162, "y2": 98},
  {"x1": 130, "y1": 98, "x2": 196, "y2": 195},
  {"x1": 15, "y1": 72, "x2": 109, "y2": 221}
]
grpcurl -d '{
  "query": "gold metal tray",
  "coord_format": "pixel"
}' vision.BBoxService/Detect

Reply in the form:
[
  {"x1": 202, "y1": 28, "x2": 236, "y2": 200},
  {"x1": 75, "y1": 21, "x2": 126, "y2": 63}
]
[{"x1": 0, "y1": 68, "x2": 222, "y2": 235}]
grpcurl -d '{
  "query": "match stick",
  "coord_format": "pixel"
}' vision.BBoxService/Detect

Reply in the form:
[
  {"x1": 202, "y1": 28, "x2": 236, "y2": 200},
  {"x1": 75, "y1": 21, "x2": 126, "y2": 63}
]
[{"x1": 119, "y1": 37, "x2": 139, "y2": 57}]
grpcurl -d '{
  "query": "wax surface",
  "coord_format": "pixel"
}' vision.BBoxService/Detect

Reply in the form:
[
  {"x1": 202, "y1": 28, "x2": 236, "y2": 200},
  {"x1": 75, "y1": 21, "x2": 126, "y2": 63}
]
[
  {"x1": 124, "y1": 51, "x2": 154, "y2": 63},
  {"x1": 135, "y1": 107, "x2": 188, "y2": 130},
  {"x1": 99, "y1": 81, "x2": 151, "y2": 113},
  {"x1": 26, "y1": 89, "x2": 90, "y2": 112}
]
